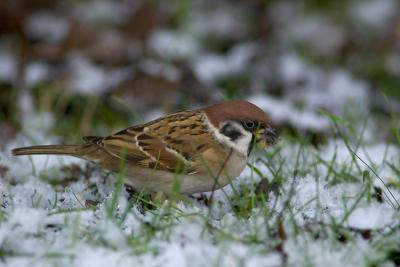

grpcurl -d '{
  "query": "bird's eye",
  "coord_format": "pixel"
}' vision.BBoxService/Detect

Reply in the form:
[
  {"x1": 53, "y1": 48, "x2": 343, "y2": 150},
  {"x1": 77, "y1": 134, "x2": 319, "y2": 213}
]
[{"x1": 243, "y1": 121, "x2": 255, "y2": 131}]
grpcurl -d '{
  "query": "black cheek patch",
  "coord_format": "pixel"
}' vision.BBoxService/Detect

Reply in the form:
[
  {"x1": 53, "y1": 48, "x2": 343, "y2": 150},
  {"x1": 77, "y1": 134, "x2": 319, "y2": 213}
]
[{"x1": 221, "y1": 124, "x2": 242, "y2": 141}]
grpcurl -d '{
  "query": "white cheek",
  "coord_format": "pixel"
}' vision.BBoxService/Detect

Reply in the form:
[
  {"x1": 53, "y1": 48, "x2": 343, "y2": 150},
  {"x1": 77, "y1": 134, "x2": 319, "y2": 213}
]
[
  {"x1": 234, "y1": 130, "x2": 252, "y2": 155},
  {"x1": 204, "y1": 116, "x2": 252, "y2": 156}
]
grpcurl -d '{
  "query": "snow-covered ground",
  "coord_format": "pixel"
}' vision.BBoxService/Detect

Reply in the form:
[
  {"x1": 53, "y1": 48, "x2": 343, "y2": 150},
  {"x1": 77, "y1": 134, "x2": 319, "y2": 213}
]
[
  {"x1": 1, "y1": 84, "x2": 399, "y2": 267},
  {"x1": 1, "y1": 0, "x2": 400, "y2": 266}
]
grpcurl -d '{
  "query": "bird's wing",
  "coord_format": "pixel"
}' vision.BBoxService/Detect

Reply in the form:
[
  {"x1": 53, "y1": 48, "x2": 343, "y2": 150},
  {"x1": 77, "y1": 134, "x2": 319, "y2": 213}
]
[{"x1": 94, "y1": 111, "x2": 220, "y2": 174}]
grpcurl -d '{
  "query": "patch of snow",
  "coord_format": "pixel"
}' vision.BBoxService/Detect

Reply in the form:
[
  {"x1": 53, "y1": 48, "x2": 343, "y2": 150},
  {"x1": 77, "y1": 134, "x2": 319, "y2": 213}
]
[
  {"x1": 248, "y1": 94, "x2": 330, "y2": 131},
  {"x1": 74, "y1": 246, "x2": 136, "y2": 267},
  {"x1": 25, "y1": 61, "x2": 51, "y2": 88},
  {"x1": 0, "y1": 50, "x2": 17, "y2": 83},
  {"x1": 74, "y1": 0, "x2": 130, "y2": 25},
  {"x1": 6, "y1": 208, "x2": 47, "y2": 235},
  {"x1": 279, "y1": 53, "x2": 313, "y2": 84},
  {"x1": 67, "y1": 56, "x2": 131, "y2": 95},
  {"x1": 285, "y1": 165, "x2": 398, "y2": 229},
  {"x1": 25, "y1": 12, "x2": 69, "y2": 43},
  {"x1": 350, "y1": 0, "x2": 397, "y2": 29},
  {"x1": 149, "y1": 30, "x2": 200, "y2": 59},
  {"x1": 190, "y1": 4, "x2": 250, "y2": 39},
  {"x1": 140, "y1": 59, "x2": 181, "y2": 81},
  {"x1": 323, "y1": 71, "x2": 369, "y2": 109},
  {"x1": 193, "y1": 54, "x2": 227, "y2": 82},
  {"x1": 193, "y1": 43, "x2": 256, "y2": 82},
  {"x1": 287, "y1": 16, "x2": 347, "y2": 56},
  {"x1": 289, "y1": 175, "x2": 358, "y2": 222},
  {"x1": 278, "y1": 54, "x2": 370, "y2": 113},
  {"x1": 1, "y1": 112, "x2": 84, "y2": 182},
  {"x1": 246, "y1": 253, "x2": 282, "y2": 267},
  {"x1": 96, "y1": 219, "x2": 127, "y2": 248},
  {"x1": 347, "y1": 203, "x2": 395, "y2": 229},
  {"x1": 284, "y1": 235, "x2": 373, "y2": 267},
  {"x1": 321, "y1": 140, "x2": 399, "y2": 169},
  {"x1": 21, "y1": 112, "x2": 54, "y2": 136}
]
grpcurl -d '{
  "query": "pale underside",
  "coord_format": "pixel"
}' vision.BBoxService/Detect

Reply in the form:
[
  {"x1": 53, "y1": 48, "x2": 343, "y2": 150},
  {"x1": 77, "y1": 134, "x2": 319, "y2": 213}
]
[{"x1": 81, "y1": 111, "x2": 248, "y2": 194}]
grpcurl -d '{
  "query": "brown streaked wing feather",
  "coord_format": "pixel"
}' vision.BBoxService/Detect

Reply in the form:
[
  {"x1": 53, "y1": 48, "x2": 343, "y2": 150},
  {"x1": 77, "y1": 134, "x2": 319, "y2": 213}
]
[
  {"x1": 97, "y1": 111, "x2": 208, "y2": 173},
  {"x1": 145, "y1": 110, "x2": 231, "y2": 175}
]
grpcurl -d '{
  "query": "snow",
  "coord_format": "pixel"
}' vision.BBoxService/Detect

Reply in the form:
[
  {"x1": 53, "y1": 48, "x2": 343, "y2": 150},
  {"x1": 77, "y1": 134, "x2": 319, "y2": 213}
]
[
  {"x1": 278, "y1": 54, "x2": 370, "y2": 113},
  {"x1": 248, "y1": 94, "x2": 330, "y2": 131},
  {"x1": 193, "y1": 43, "x2": 256, "y2": 82},
  {"x1": 350, "y1": 0, "x2": 397, "y2": 29},
  {"x1": 287, "y1": 16, "x2": 347, "y2": 56},
  {"x1": 140, "y1": 59, "x2": 181, "y2": 81},
  {"x1": 0, "y1": 50, "x2": 17, "y2": 83},
  {"x1": 73, "y1": 247, "x2": 136, "y2": 267},
  {"x1": 25, "y1": 62, "x2": 51, "y2": 88},
  {"x1": 288, "y1": 174, "x2": 398, "y2": 229},
  {"x1": 1, "y1": 1, "x2": 400, "y2": 266},
  {"x1": 6, "y1": 208, "x2": 47, "y2": 235},
  {"x1": 1, "y1": 73, "x2": 399, "y2": 267},
  {"x1": 67, "y1": 56, "x2": 131, "y2": 95},
  {"x1": 347, "y1": 203, "x2": 395, "y2": 229},
  {"x1": 74, "y1": 0, "x2": 130, "y2": 25},
  {"x1": 321, "y1": 140, "x2": 399, "y2": 174},
  {"x1": 190, "y1": 4, "x2": 250, "y2": 39},
  {"x1": 279, "y1": 53, "x2": 310, "y2": 84},
  {"x1": 148, "y1": 30, "x2": 200, "y2": 60},
  {"x1": 1, "y1": 116, "x2": 400, "y2": 266},
  {"x1": 24, "y1": 12, "x2": 70, "y2": 43}
]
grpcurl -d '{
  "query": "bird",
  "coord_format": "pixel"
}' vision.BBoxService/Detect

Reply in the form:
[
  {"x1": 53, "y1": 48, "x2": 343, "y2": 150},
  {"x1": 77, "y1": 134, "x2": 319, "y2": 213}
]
[{"x1": 12, "y1": 100, "x2": 277, "y2": 194}]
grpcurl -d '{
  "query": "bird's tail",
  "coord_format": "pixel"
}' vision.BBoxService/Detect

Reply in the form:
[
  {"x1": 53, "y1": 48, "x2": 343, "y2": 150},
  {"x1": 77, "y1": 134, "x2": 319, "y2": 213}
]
[{"x1": 12, "y1": 145, "x2": 84, "y2": 157}]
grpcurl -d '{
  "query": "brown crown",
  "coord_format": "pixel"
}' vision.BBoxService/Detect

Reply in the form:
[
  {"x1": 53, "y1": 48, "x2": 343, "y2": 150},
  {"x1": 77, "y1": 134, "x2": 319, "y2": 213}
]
[{"x1": 202, "y1": 100, "x2": 270, "y2": 127}]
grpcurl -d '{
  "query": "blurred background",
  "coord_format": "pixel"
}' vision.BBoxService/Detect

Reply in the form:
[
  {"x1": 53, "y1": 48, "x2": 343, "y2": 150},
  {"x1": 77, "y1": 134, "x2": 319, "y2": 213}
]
[{"x1": 1, "y1": 0, "x2": 399, "y2": 146}]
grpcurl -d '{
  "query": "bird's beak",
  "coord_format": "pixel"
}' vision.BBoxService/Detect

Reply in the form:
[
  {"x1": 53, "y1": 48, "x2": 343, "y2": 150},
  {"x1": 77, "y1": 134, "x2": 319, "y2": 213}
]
[{"x1": 255, "y1": 126, "x2": 278, "y2": 149}]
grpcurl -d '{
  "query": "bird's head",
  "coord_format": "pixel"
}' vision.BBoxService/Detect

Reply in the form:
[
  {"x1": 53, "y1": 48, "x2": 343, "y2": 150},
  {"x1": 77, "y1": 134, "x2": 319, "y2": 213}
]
[{"x1": 203, "y1": 100, "x2": 278, "y2": 155}]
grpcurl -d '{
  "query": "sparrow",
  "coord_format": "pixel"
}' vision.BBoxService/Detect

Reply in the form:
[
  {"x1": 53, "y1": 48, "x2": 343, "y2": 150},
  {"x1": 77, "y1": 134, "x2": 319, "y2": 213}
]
[{"x1": 12, "y1": 100, "x2": 277, "y2": 194}]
